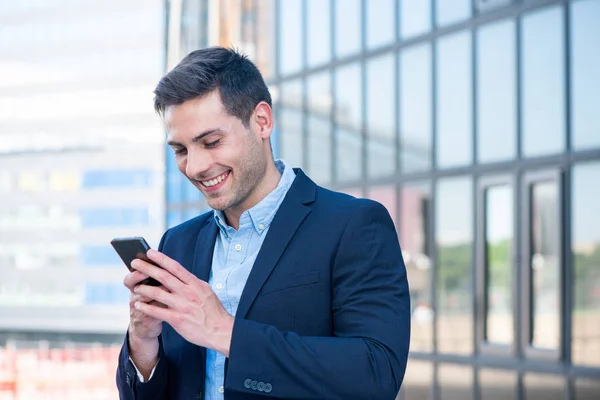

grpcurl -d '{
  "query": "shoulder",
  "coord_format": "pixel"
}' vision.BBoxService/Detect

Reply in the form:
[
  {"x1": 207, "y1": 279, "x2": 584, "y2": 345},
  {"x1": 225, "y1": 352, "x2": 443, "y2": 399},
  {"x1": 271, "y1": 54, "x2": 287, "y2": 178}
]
[
  {"x1": 160, "y1": 211, "x2": 213, "y2": 244},
  {"x1": 314, "y1": 186, "x2": 391, "y2": 220}
]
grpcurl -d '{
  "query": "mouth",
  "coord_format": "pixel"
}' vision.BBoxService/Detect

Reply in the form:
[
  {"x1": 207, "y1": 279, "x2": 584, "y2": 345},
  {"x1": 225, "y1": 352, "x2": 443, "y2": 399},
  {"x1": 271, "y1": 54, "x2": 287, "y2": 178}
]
[{"x1": 198, "y1": 171, "x2": 230, "y2": 192}]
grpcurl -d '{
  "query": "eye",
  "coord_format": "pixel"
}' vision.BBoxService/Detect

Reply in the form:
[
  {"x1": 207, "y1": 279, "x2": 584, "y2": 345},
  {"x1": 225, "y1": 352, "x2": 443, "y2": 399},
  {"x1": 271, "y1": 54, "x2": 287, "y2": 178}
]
[
  {"x1": 173, "y1": 147, "x2": 187, "y2": 155},
  {"x1": 205, "y1": 139, "x2": 221, "y2": 149}
]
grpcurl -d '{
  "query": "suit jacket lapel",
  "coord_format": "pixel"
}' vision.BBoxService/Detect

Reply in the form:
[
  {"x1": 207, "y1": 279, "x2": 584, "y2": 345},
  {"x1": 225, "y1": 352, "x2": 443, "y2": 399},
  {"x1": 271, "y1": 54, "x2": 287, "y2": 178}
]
[
  {"x1": 191, "y1": 216, "x2": 218, "y2": 282},
  {"x1": 235, "y1": 169, "x2": 316, "y2": 319}
]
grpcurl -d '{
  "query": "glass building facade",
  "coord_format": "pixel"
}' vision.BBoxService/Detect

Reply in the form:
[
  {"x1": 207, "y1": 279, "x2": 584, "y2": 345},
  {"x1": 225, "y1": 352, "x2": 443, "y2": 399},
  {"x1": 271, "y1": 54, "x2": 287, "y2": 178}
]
[{"x1": 168, "y1": 0, "x2": 600, "y2": 398}]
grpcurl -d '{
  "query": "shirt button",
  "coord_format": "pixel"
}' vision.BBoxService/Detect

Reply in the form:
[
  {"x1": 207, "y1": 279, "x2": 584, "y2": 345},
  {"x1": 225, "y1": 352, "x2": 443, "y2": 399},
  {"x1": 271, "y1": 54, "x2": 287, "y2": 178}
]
[
  {"x1": 258, "y1": 223, "x2": 265, "y2": 230},
  {"x1": 234, "y1": 244, "x2": 242, "y2": 251},
  {"x1": 218, "y1": 386, "x2": 224, "y2": 393},
  {"x1": 216, "y1": 283, "x2": 223, "y2": 290}
]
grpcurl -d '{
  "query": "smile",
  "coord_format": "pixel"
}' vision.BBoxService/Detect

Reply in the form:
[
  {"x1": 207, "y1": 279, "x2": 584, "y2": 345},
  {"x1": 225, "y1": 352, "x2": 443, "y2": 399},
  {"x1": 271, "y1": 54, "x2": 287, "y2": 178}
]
[{"x1": 200, "y1": 171, "x2": 229, "y2": 187}]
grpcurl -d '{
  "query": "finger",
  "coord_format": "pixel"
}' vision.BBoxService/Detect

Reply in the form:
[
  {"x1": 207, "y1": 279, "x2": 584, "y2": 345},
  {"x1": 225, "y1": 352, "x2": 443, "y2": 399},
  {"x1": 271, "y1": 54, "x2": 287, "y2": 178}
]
[
  {"x1": 135, "y1": 284, "x2": 181, "y2": 310},
  {"x1": 134, "y1": 300, "x2": 177, "y2": 324},
  {"x1": 123, "y1": 271, "x2": 152, "y2": 291},
  {"x1": 147, "y1": 249, "x2": 196, "y2": 285},
  {"x1": 131, "y1": 259, "x2": 184, "y2": 293}
]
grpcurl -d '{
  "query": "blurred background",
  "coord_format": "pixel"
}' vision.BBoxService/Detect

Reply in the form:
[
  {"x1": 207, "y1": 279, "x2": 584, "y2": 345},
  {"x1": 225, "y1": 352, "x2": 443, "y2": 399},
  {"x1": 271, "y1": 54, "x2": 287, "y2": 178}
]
[{"x1": 0, "y1": 0, "x2": 599, "y2": 399}]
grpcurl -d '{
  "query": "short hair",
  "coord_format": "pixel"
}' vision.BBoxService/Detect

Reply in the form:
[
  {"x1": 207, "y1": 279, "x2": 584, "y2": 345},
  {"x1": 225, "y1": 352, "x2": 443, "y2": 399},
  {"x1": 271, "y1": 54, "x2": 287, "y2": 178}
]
[{"x1": 153, "y1": 47, "x2": 272, "y2": 127}]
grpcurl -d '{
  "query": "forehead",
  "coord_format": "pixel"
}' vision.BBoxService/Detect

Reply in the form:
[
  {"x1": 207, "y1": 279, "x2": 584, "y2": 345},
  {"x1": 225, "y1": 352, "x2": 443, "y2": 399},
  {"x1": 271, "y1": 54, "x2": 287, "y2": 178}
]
[{"x1": 164, "y1": 91, "x2": 229, "y2": 132}]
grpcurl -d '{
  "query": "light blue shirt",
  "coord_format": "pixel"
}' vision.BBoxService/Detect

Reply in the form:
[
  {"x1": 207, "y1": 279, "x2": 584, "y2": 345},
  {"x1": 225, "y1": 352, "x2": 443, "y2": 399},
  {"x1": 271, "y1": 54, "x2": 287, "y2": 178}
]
[{"x1": 204, "y1": 159, "x2": 296, "y2": 400}]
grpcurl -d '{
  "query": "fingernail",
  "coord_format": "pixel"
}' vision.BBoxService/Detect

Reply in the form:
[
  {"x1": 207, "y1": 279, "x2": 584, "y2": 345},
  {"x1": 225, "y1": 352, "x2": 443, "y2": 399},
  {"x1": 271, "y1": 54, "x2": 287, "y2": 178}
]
[
  {"x1": 147, "y1": 249, "x2": 157, "y2": 257},
  {"x1": 131, "y1": 260, "x2": 139, "y2": 269}
]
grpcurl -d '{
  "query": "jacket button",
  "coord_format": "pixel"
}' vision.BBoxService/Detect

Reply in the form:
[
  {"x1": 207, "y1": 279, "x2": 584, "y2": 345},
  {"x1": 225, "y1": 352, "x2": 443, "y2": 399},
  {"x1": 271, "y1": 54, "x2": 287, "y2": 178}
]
[
  {"x1": 250, "y1": 380, "x2": 258, "y2": 390},
  {"x1": 264, "y1": 383, "x2": 273, "y2": 393},
  {"x1": 244, "y1": 379, "x2": 252, "y2": 389}
]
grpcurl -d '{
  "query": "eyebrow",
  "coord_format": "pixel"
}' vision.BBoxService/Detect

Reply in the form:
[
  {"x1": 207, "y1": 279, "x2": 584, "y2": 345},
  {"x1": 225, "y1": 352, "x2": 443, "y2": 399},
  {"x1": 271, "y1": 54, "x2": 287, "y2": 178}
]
[{"x1": 167, "y1": 129, "x2": 222, "y2": 146}]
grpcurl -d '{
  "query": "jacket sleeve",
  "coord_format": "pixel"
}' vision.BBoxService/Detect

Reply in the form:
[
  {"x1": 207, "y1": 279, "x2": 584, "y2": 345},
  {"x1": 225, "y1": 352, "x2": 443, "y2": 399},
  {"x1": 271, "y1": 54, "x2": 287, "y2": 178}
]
[
  {"x1": 224, "y1": 200, "x2": 411, "y2": 400},
  {"x1": 116, "y1": 231, "x2": 171, "y2": 400}
]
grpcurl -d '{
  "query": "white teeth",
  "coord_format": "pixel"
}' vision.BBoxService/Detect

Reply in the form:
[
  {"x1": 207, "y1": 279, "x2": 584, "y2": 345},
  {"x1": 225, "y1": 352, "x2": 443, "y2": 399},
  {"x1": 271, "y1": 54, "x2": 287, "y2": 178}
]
[{"x1": 202, "y1": 172, "x2": 227, "y2": 187}]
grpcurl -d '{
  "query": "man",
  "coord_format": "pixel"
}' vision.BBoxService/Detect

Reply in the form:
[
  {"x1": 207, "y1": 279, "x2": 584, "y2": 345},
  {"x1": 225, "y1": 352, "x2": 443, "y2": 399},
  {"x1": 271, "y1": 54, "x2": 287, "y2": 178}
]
[{"x1": 116, "y1": 46, "x2": 410, "y2": 400}]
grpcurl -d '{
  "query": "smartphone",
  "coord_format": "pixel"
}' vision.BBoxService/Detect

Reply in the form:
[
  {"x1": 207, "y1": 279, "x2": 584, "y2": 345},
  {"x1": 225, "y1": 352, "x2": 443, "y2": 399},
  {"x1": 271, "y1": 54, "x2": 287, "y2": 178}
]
[{"x1": 110, "y1": 237, "x2": 161, "y2": 286}]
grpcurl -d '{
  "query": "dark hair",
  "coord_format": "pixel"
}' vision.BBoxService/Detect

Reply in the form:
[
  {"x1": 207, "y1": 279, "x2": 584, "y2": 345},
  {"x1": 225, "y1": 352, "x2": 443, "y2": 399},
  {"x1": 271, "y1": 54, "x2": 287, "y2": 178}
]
[{"x1": 153, "y1": 47, "x2": 272, "y2": 126}]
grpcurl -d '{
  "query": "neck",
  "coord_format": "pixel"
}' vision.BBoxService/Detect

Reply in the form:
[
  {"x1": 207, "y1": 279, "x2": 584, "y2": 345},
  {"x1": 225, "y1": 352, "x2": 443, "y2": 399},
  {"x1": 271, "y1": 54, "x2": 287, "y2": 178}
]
[{"x1": 224, "y1": 161, "x2": 282, "y2": 230}]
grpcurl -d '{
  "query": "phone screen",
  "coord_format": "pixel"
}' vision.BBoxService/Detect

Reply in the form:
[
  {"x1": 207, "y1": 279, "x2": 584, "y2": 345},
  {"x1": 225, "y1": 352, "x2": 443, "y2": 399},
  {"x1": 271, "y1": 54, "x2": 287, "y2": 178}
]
[{"x1": 110, "y1": 237, "x2": 161, "y2": 286}]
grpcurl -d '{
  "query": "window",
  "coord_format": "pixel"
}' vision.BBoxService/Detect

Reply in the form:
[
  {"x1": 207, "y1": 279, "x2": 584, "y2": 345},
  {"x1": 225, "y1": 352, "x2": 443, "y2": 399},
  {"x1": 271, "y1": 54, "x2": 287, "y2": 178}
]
[
  {"x1": 50, "y1": 171, "x2": 80, "y2": 191},
  {"x1": 439, "y1": 364, "x2": 473, "y2": 400},
  {"x1": 436, "y1": 177, "x2": 473, "y2": 354},
  {"x1": 334, "y1": 0, "x2": 361, "y2": 58},
  {"x1": 400, "y1": 0, "x2": 431, "y2": 39},
  {"x1": 278, "y1": 0, "x2": 303, "y2": 75},
  {"x1": 82, "y1": 169, "x2": 152, "y2": 189},
  {"x1": 572, "y1": 162, "x2": 600, "y2": 367},
  {"x1": 400, "y1": 43, "x2": 432, "y2": 173},
  {"x1": 307, "y1": 0, "x2": 330, "y2": 67},
  {"x1": 480, "y1": 369, "x2": 517, "y2": 399},
  {"x1": 307, "y1": 72, "x2": 332, "y2": 184},
  {"x1": 85, "y1": 283, "x2": 129, "y2": 305},
  {"x1": 400, "y1": 359, "x2": 433, "y2": 399},
  {"x1": 166, "y1": 145, "x2": 183, "y2": 204},
  {"x1": 436, "y1": 31, "x2": 473, "y2": 168},
  {"x1": 524, "y1": 374, "x2": 565, "y2": 400},
  {"x1": 476, "y1": 19, "x2": 516, "y2": 163},
  {"x1": 366, "y1": 184, "x2": 397, "y2": 228},
  {"x1": 570, "y1": 0, "x2": 600, "y2": 150},
  {"x1": 521, "y1": 6, "x2": 565, "y2": 157},
  {"x1": 436, "y1": 0, "x2": 471, "y2": 27},
  {"x1": 80, "y1": 207, "x2": 150, "y2": 228},
  {"x1": 366, "y1": 0, "x2": 395, "y2": 49},
  {"x1": 482, "y1": 183, "x2": 514, "y2": 346},
  {"x1": 81, "y1": 245, "x2": 120, "y2": 266},
  {"x1": 335, "y1": 63, "x2": 362, "y2": 182},
  {"x1": 366, "y1": 53, "x2": 395, "y2": 178},
  {"x1": 279, "y1": 80, "x2": 304, "y2": 169},
  {"x1": 401, "y1": 184, "x2": 432, "y2": 352}
]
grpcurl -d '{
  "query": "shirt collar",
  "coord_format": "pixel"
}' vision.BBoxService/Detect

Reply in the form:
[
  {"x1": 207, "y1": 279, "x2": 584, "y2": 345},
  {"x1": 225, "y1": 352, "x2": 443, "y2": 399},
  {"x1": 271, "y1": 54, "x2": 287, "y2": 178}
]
[{"x1": 213, "y1": 159, "x2": 296, "y2": 236}]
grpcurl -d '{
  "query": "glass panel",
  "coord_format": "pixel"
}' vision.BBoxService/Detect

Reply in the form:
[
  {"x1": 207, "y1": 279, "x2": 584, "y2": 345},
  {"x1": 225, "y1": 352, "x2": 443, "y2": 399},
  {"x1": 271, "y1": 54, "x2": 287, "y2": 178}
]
[
  {"x1": 524, "y1": 374, "x2": 565, "y2": 400},
  {"x1": 572, "y1": 162, "x2": 600, "y2": 367},
  {"x1": 529, "y1": 180, "x2": 560, "y2": 350},
  {"x1": 307, "y1": 0, "x2": 330, "y2": 67},
  {"x1": 521, "y1": 6, "x2": 565, "y2": 157},
  {"x1": 571, "y1": 0, "x2": 600, "y2": 150},
  {"x1": 400, "y1": 43, "x2": 432, "y2": 173},
  {"x1": 575, "y1": 378, "x2": 600, "y2": 400},
  {"x1": 436, "y1": 177, "x2": 473, "y2": 354},
  {"x1": 477, "y1": 19, "x2": 516, "y2": 163},
  {"x1": 439, "y1": 364, "x2": 473, "y2": 400},
  {"x1": 400, "y1": 0, "x2": 431, "y2": 39},
  {"x1": 484, "y1": 185, "x2": 514, "y2": 345},
  {"x1": 479, "y1": 369, "x2": 517, "y2": 400},
  {"x1": 436, "y1": 0, "x2": 471, "y2": 27},
  {"x1": 334, "y1": 63, "x2": 362, "y2": 130},
  {"x1": 366, "y1": 53, "x2": 395, "y2": 178},
  {"x1": 366, "y1": 0, "x2": 395, "y2": 50},
  {"x1": 334, "y1": 0, "x2": 361, "y2": 58},
  {"x1": 401, "y1": 359, "x2": 433, "y2": 400},
  {"x1": 279, "y1": 80, "x2": 304, "y2": 168},
  {"x1": 336, "y1": 127, "x2": 362, "y2": 182},
  {"x1": 366, "y1": 184, "x2": 397, "y2": 228},
  {"x1": 278, "y1": 0, "x2": 303, "y2": 75},
  {"x1": 401, "y1": 184, "x2": 432, "y2": 352},
  {"x1": 436, "y1": 31, "x2": 473, "y2": 168},
  {"x1": 307, "y1": 72, "x2": 332, "y2": 184},
  {"x1": 256, "y1": 0, "x2": 276, "y2": 79}
]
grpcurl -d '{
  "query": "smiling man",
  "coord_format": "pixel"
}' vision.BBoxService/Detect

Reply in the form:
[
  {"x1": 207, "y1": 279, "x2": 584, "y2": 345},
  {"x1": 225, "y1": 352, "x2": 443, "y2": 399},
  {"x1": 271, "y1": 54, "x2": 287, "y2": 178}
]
[{"x1": 116, "y1": 47, "x2": 411, "y2": 400}]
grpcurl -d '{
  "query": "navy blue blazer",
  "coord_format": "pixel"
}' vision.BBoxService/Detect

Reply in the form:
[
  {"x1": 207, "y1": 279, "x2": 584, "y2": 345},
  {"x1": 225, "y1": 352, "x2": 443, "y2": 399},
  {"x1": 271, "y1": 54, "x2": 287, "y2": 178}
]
[{"x1": 116, "y1": 169, "x2": 410, "y2": 400}]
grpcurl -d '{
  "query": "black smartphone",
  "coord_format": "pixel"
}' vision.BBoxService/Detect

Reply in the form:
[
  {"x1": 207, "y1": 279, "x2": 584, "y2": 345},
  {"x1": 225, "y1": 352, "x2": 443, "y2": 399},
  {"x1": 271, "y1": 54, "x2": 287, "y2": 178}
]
[{"x1": 110, "y1": 237, "x2": 161, "y2": 286}]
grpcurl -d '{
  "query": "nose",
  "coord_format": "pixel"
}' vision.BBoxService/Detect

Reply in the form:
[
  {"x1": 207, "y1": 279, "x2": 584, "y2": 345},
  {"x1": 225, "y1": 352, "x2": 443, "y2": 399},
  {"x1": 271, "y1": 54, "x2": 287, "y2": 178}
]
[{"x1": 185, "y1": 148, "x2": 212, "y2": 180}]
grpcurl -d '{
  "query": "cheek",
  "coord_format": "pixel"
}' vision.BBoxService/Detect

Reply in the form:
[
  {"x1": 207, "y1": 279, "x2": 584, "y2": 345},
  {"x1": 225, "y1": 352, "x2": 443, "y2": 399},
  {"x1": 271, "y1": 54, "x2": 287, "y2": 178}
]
[{"x1": 176, "y1": 158, "x2": 187, "y2": 175}]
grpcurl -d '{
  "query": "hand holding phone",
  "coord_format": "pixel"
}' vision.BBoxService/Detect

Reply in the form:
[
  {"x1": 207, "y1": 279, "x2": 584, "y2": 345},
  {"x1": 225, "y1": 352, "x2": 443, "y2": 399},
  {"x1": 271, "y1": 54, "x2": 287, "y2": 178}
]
[{"x1": 110, "y1": 237, "x2": 161, "y2": 286}]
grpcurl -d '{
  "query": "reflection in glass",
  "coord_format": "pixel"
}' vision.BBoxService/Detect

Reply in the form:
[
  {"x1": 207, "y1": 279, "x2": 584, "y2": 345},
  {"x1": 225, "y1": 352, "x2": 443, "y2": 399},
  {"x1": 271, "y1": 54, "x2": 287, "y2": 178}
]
[
  {"x1": 367, "y1": 185, "x2": 397, "y2": 228},
  {"x1": 334, "y1": 0, "x2": 361, "y2": 58},
  {"x1": 336, "y1": 127, "x2": 362, "y2": 182},
  {"x1": 575, "y1": 378, "x2": 600, "y2": 400},
  {"x1": 480, "y1": 369, "x2": 517, "y2": 400},
  {"x1": 477, "y1": 19, "x2": 516, "y2": 163},
  {"x1": 307, "y1": 0, "x2": 330, "y2": 67},
  {"x1": 524, "y1": 374, "x2": 564, "y2": 400},
  {"x1": 436, "y1": 31, "x2": 472, "y2": 168},
  {"x1": 436, "y1": 0, "x2": 471, "y2": 27},
  {"x1": 571, "y1": 0, "x2": 600, "y2": 150},
  {"x1": 400, "y1": 0, "x2": 431, "y2": 39},
  {"x1": 366, "y1": 0, "x2": 395, "y2": 49},
  {"x1": 401, "y1": 359, "x2": 433, "y2": 400},
  {"x1": 400, "y1": 43, "x2": 432, "y2": 173},
  {"x1": 256, "y1": 0, "x2": 276, "y2": 79},
  {"x1": 278, "y1": 0, "x2": 303, "y2": 75},
  {"x1": 436, "y1": 177, "x2": 473, "y2": 354},
  {"x1": 307, "y1": 73, "x2": 332, "y2": 184},
  {"x1": 484, "y1": 185, "x2": 513, "y2": 345},
  {"x1": 439, "y1": 364, "x2": 473, "y2": 400},
  {"x1": 366, "y1": 54, "x2": 395, "y2": 178},
  {"x1": 521, "y1": 6, "x2": 565, "y2": 157},
  {"x1": 529, "y1": 181, "x2": 560, "y2": 350},
  {"x1": 401, "y1": 184, "x2": 432, "y2": 352},
  {"x1": 572, "y1": 162, "x2": 600, "y2": 367},
  {"x1": 334, "y1": 63, "x2": 362, "y2": 130},
  {"x1": 279, "y1": 108, "x2": 303, "y2": 169}
]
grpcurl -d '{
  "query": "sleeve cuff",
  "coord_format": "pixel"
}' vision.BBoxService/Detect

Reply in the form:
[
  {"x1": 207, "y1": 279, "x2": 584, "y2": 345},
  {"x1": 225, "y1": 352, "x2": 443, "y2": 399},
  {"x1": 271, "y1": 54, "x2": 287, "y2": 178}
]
[{"x1": 129, "y1": 356, "x2": 159, "y2": 383}]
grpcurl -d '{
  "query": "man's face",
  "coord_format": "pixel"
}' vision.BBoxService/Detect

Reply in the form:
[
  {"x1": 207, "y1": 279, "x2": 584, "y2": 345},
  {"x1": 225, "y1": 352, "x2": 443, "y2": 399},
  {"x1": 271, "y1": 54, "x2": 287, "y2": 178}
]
[{"x1": 165, "y1": 91, "x2": 272, "y2": 215}]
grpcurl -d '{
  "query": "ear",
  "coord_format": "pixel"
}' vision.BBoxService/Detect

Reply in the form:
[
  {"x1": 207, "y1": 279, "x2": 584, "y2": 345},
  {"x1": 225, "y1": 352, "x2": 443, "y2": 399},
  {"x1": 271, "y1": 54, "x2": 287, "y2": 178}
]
[{"x1": 252, "y1": 101, "x2": 273, "y2": 140}]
